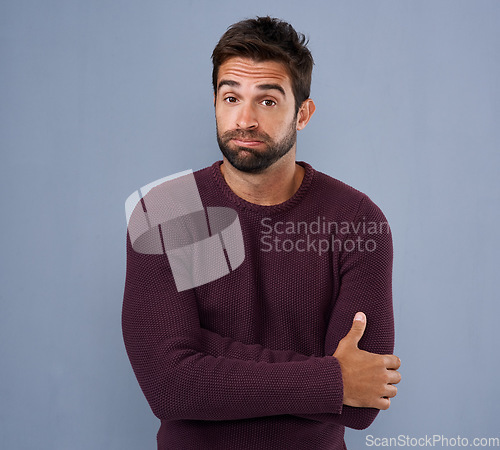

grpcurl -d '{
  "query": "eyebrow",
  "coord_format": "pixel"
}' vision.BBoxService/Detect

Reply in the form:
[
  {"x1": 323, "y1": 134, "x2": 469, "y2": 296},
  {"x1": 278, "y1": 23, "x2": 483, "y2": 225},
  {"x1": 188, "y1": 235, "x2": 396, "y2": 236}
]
[{"x1": 217, "y1": 80, "x2": 286, "y2": 97}]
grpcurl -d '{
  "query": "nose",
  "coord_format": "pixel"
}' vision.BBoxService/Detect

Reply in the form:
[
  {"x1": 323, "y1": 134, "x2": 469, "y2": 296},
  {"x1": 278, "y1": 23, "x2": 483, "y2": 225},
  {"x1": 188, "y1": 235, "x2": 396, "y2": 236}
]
[{"x1": 236, "y1": 103, "x2": 258, "y2": 130}]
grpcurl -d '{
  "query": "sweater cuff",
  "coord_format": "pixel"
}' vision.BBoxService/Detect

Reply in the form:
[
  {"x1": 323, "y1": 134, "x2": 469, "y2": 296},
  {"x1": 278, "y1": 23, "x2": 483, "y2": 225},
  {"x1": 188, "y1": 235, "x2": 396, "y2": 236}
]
[{"x1": 321, "y1": 356, "x2": 344, "y2": 414}]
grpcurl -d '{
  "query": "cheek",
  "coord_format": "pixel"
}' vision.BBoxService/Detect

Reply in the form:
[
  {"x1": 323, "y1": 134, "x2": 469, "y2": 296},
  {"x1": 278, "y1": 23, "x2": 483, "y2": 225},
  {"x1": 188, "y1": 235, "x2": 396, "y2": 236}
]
[
  {"x1": 215, "y1": 107, "x2": 233, "y2": 130},
  {"x1": 271, "y1": 116, "x2": 297, "y2": 138}
]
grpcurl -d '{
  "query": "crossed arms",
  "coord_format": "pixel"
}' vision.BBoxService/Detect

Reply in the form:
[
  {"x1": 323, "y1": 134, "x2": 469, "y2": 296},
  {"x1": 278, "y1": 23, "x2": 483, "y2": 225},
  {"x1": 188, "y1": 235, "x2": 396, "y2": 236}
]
[{"x1": 122, "y1": 196, "x2": 401, "y2": 429}]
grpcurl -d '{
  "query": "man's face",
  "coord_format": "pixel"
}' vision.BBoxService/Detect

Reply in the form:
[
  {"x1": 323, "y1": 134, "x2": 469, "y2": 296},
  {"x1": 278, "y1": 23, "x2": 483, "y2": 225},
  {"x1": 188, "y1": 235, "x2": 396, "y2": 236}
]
[{"x1": 215, "y1": 57, "x2": 298, "y2": 173}]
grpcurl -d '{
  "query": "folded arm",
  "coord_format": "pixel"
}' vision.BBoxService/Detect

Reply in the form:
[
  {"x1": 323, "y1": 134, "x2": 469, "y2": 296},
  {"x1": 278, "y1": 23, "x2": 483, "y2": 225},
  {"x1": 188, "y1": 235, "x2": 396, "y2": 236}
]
[{"x1": 122, "y1": 234, "x2": 344, "y2": 421}]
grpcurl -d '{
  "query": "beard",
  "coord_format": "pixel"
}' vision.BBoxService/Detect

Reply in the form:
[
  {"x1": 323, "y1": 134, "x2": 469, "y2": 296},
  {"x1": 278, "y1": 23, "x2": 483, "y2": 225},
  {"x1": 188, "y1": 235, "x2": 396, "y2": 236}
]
[{"x1": 216, "y1": 117, "x2": 297, "y2": 174}]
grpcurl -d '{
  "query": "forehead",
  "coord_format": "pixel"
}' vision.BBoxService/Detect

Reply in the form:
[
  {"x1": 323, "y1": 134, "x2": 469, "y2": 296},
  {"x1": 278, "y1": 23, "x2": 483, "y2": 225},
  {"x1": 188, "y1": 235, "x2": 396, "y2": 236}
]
[{"x1": 217, "y1": 57, "x2": 292, "y2": 90}]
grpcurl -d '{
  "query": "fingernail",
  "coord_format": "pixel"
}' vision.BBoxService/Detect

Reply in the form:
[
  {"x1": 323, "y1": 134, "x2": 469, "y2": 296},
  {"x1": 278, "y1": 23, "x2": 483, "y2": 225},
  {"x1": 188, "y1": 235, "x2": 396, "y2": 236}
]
[{"x1": 354, "y1": 312, "x2": 364, "y2": 322}]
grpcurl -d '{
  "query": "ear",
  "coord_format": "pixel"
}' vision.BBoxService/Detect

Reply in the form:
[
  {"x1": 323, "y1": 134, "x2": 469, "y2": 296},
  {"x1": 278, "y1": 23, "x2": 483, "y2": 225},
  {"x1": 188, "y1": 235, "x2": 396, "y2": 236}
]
[
  {"x1": 296, "y1": 99, "x2": 316, "y2": 130},
  {"x1": 213, "y1": 92, "x2": 216, "y2": 107}
]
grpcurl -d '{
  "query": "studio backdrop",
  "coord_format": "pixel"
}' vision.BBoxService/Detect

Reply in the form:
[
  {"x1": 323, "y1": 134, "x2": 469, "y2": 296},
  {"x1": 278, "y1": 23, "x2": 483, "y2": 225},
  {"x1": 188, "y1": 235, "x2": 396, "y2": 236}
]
[{"x1": 1, "y1": 1, "x2": 499, "y2": 449}]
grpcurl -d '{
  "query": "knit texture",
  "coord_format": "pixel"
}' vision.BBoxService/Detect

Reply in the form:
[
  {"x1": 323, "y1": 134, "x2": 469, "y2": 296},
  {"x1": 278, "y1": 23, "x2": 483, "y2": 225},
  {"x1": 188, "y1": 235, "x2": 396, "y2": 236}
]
[{"x1": 122, "y1": 161, "x2": 394, "y2": 449}]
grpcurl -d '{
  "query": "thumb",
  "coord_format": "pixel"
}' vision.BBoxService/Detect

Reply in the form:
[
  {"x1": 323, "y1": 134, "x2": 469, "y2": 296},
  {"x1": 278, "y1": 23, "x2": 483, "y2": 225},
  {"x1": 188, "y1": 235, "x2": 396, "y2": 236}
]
[{"x1": 343, "y1": 312, "x2": 367, "y2": 347}]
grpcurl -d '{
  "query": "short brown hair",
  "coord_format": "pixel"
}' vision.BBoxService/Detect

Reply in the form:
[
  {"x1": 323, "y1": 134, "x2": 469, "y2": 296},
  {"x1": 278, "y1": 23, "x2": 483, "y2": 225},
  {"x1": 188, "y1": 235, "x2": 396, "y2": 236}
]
[{"x1": 212, "y1": 16, "x2": 314, "y2": 113}]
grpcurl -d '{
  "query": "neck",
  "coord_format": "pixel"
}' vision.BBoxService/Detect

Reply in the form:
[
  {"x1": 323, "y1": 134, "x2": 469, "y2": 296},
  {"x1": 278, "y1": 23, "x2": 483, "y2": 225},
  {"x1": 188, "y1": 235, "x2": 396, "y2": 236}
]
[{"x1": 219, "y1": 151, "x2": 305, "y2": 206}]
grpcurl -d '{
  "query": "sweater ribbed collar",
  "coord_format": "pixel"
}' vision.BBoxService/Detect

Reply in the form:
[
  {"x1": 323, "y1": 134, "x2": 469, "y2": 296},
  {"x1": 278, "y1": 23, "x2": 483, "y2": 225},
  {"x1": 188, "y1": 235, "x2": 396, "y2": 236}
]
[{"x1": 210, "y1": 160, "x2": 315, "y2": 215}]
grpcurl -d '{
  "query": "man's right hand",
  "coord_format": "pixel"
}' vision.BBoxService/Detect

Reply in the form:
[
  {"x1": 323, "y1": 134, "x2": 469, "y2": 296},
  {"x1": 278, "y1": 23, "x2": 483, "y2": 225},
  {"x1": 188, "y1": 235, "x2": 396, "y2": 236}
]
[{"x1": 333, "y1": 312, "x2": 401, "y2": 410}]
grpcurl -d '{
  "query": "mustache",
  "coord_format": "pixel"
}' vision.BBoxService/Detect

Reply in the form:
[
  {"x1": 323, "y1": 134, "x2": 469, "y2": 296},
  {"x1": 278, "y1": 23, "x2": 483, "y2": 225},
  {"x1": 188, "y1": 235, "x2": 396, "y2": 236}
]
[{"x1": 221, "y1": 129, "x2": 272, "y2": 143}]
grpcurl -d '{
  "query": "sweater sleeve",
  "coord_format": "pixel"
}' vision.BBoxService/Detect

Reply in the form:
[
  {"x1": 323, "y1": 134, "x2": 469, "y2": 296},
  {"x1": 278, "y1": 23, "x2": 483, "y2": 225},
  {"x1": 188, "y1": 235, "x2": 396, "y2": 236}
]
[
  {"x1": 122, "y1": 232, "x2": 344, "y2": 421},
  {"x1": 199, "y1": 328, "x2": 312, "y2": 362},
  {"x1": 305, "y1": 195, "x2": 395, "y2": 429}
]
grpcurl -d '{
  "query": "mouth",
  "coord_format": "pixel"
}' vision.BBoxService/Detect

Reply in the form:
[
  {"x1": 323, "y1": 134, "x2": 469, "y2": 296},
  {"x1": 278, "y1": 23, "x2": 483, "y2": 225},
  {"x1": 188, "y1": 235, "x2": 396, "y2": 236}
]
[{"x1": 231, "y1": 139, "x2": 264, "y2": 147}]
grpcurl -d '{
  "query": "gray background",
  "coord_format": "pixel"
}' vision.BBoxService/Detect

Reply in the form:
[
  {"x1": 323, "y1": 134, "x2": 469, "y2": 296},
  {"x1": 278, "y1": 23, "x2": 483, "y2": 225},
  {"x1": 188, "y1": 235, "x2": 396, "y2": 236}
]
[{"x1": 1, "y1": 1, "x2": 499, "y2": 449}]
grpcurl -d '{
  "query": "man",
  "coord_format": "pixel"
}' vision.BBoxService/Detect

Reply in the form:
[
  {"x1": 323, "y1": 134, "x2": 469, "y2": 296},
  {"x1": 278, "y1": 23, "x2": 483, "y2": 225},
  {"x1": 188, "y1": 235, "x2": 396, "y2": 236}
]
[{"x1": 123, "y1": 16, "x2": 401, "y2": 449}]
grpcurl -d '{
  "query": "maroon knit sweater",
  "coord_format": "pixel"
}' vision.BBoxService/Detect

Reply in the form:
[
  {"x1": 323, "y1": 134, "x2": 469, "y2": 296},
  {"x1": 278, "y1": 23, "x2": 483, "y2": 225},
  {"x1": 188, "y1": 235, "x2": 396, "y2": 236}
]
[{"x1": 122, "y1": 161, "x2": 394, "y2": 449}]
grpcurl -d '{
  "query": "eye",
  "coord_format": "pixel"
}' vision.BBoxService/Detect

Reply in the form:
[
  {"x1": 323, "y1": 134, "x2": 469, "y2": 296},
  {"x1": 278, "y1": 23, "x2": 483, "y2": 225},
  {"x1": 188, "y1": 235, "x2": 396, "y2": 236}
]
[
  {"x1": 261, "y1": 99, "x2": 276, "y2": 107},
  {"x1": 224, "y1": 96, "x2": 238, "y2": 103}
]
